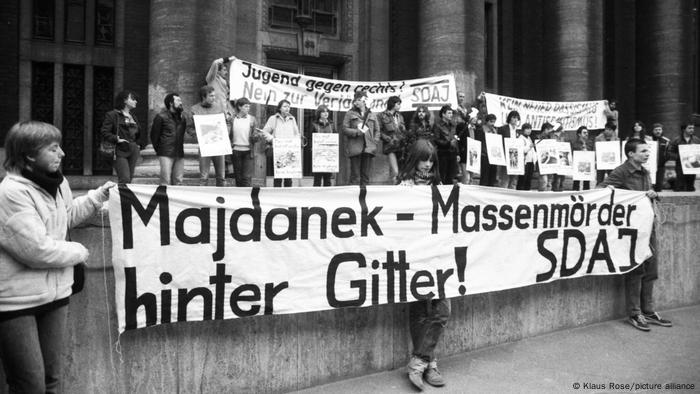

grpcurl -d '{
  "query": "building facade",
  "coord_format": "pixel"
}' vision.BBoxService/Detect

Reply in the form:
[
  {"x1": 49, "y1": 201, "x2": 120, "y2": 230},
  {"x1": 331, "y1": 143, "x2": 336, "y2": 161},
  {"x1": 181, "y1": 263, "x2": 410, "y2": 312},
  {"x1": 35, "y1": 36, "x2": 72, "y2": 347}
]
[{"x1": 1, "y1": 0, "x2": 698, "y2": 183}]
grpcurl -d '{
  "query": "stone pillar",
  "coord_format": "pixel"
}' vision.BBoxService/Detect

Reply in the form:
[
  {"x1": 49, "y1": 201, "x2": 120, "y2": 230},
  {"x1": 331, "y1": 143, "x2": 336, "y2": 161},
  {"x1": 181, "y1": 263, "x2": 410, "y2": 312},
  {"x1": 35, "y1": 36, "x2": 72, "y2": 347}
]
[
  {"x1": 635, "y1": 0, "x2": 694, "y2": 141},
  {"x1": 418, "y1": 0, "x2": 484, "y2": 102},
  {"x1": 543, "y1": 0, "x2": 604, "y2": 101}
]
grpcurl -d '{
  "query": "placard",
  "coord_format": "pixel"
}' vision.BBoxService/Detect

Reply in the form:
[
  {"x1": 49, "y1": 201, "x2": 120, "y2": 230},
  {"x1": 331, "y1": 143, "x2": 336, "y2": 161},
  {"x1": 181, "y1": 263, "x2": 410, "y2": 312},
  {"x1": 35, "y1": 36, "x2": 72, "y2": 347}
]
[{"x1": 193, "y1": 114, "x2": 233, "y2": 157}]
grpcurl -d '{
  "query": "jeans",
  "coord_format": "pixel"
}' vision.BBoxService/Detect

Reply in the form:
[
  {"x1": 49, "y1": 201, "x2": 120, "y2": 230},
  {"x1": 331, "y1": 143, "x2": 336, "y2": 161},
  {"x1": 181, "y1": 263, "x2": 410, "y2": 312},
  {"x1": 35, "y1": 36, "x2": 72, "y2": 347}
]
[
  {"x1": 497, "y1": 166, "x2": 518, "y2": 189},
  {"x1": 0, "y1": 304, "x2": 68, "y2": 394},
  {"x1": 551, "y1": 174, "x2": 565, "y2": 191},
  {"x1": 113, "y1": 142, "x2": 140, "y2": 183},
  {"x1": 438, "y1": 151, "x2": 458, "y2": 185},
  {"x1": 199, "y1": 154, "x2": 226, "y2": 186},
  {"x1": 537, "y1": 174, "x2": 552, "y2": 191},
  {"x1": 349, "y1": 153, "x2": 373, "y2": 186},
  {"x1": 158, "y1": 156, "x2": 184, "y2": 185},
  {"x1": 231, "y1": 150, "x2": 253, "y2": 187},
  {"x1": 626, "y1": 255, "x2": 658, "y2": 316},
  {"x1": 313, "y1": 173, "x2": 332, "y2": 186},
  {"x1": 409, "y1": 298, "x2": 451, "y2": 361}
]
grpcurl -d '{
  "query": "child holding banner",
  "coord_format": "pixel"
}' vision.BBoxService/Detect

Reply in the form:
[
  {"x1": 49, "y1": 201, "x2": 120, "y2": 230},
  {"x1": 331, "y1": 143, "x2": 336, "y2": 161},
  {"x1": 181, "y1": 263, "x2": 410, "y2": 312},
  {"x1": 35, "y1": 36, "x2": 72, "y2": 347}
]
[
  {"x1": 0, "y1": 121, "x2": 114, "y2": 393},
  {"x1": 397, "y1": 139, "x2": 449, "y2": 390}
]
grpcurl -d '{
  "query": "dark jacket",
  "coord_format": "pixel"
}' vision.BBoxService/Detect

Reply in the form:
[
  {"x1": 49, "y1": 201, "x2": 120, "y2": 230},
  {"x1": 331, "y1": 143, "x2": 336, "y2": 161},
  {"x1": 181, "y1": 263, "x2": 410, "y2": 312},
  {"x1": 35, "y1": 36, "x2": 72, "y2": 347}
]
[
  {"x1": 405, "y1": 119, "x2": 433, "y2": 148},
  {"x1": 342, "y1": 107, "x2": 380, "y2": 157},
  {"x1": 150, "y1": 109, "x2": 187, "y2": 158},
  {"x1": 377, "y1": 110, "x2": 406, "y2": 155},
  {"x1": 597, "y1": 159, "x2": 651, "y2": 192},
  {"x1": 571, "y1": 137, "x2": 594, "y2": 151},
  {"x1": 650, "y1": 135, "x2": 671, "y2": 168},
  {"x1": 432, "y1": 118, "x2": 458, "y2": 153},
  {"x1": 667, "y1": 135, "x2": 700, "y2": 165},
  {"x1": 497, "y1": 124, "x2": 518, "y2": 140},
  {"x1": 100, "y1": 109, "x2": 145, "y2": 156}
]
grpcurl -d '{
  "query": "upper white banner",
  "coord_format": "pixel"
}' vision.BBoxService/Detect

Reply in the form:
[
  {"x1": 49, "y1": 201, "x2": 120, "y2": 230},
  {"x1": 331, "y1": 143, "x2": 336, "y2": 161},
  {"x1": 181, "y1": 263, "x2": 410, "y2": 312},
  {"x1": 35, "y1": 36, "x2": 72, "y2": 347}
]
[
  {"x1": 110, "y1": 185, "x2": 654, "y2": 332},
  {"x1": 229, "y1": 59, "x2": 458, "y2": 112},
  {"x1": 484, "y1": 93, "x2": 608, "y2": 131}
]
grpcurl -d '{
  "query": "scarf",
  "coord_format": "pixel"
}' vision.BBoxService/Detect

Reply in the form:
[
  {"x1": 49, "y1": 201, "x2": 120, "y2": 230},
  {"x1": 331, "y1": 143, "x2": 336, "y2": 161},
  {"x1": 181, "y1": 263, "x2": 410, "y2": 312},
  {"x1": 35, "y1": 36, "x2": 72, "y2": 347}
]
[{"x1": 21, "y1": 168, "x2": 64, "y2": 199}]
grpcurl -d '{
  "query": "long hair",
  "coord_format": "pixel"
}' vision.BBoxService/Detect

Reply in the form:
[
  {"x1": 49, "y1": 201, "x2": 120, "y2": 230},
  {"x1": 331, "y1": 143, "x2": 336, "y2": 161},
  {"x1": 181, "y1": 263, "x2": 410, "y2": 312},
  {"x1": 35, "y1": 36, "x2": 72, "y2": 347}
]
[
  {"x1": 3, "y1": 121, "x2": 62, "y2": 172},
  {"x1": 410, "y1": 105, "x2": 431, "y2": 126},
  {"x1": 397, "y1": 139, "x2": 441, "y2": 184},
  {"x1": 114, "y1": 90, "x2": 136, "y2": 110}
]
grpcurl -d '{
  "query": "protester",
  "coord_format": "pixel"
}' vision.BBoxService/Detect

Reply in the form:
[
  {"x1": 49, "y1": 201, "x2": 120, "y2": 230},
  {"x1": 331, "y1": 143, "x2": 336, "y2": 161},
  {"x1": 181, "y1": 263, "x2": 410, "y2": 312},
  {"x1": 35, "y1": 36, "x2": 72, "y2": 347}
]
[
  {"x1": 458, "y1": 107, "x2": 480, "y2": 185},
  {"x1": 667, "y1": 122, "x2": 699, "y2": 191},
  {"x1": 432, "y1": 105, "x2": 459, "y2": 184},
  {"x1": 0, "y1": 121, "x2": 114, "y2": 393},
  {"x1": 187, "y1": 85, "x2": 227, "y2": 187},
  {"x1": 516, "y1": 122, "x2": 536, "y2": 190},
  {"x1": 100, "y1": 90, "x2": 144, "y2": 183},
  {"x1": 595, "y1": 121, "x2": 619, "y2": 184},
  {"x1": 550, "y1": 123, "x2": 567, "y2": 191},
  {"x1": 206, "y1": 56, "x2": 236, "y2": 179},
  {"x1": 649, "y1": 123, "x2": 671, "y2": 191},
  {"x1": 377, "y1": 96, "x2": 406, "y2": 182},
  {"x1": 342, "y1": 91, "x2": 380, "y2": 186},
  {"x1": 231, "y1": 97, "x2": 264, "y2": 187},
  {"x1": 397, "y1": 139, "x2": 449, "y2": 390},
  {"x1": 309, "y1": 104, "x2": 336, "y2": 186},
  {"x1": 405, "y1": 105, "x2": 433, "y2": 149},
  {"x1": 535, "y1": 122, "x2": 555, "y2": 191},
  {"x1": 598, "y1": 138, "x2": 671, "y2": 331},
  {"x1": 478, "y1": 114, "x2": 499, "y2": 186},
  {"x1": 571, "y1": 126, "x2": 593, "y2": 191},
  {"x1": 261, "y1": 99, "x2": 301, "y2": 187},
  {"x1": 150, "y1": 93, "x2": 187, "y2": 185},
  {"x1": 497, "y1": 110, "x2": 520, "y2": 189},
  {"x1": 625, "y1": 120, "x2": 652, "y2": 142},
  {"x1": 604, "y1": 99, "x2": 619, "y2": 128}
]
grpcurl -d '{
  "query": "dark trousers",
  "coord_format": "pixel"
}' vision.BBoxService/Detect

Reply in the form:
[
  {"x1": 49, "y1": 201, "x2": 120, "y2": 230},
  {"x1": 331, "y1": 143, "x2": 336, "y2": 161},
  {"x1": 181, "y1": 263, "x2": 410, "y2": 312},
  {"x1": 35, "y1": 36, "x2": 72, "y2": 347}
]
[
  {"x1": 409, "y1": 298, "x2": 451, "y2": 361},
  {"x1": 349, "y1": 153, "x2": 373, "y2": 186},
  {"x1": 516, "y1": 162, "x2": 535, "y2": 190},
  {"x1": 674, "y1": 167, "x2": 696, "y2": 191},
  {"x1": 596, "y1": 169, "x2": 612, "y2": 184},
  {"x1": 551, "y1": 174, "x2": 566, "y2": 191},
  {"x1": 313, "y1": 173, "x2": 332, "y2": 186},
  {"x1": 438, "y1": 151, "x2": 458, "y2": 185},
  {"x1": 273, "y1": 178, "x2": 293, "y2": 187},
  {"x1": 479, "y1": 162, "x2": 498, "y2": 187},
  {"x1": 653, "y1": 166, "x2": 665, "y2": 192},
  {"x1": 626, "y1": 255, "x2": 658, "y2": 316},
  {"x1": 572, "y1": 180, "x2": 591, "y2": 190},
  {"x1": 114, "y1": 142, "x2": 140, "y2": 183},
  {"x1": 232, "y1": 150, "x2": 253, "y2": 187},
  {"x1": 0, "y1": 304, "x2": 68, "y2": 394}
]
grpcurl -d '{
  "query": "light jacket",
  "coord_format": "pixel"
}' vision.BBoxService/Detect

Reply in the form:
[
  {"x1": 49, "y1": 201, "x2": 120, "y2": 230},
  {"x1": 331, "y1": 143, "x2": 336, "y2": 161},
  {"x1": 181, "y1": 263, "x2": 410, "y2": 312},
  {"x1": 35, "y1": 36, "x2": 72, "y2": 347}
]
[
  {"x1": 0, "y1": 174, "x2": 107, "y2": 312},
  {"x1": 342, "y1": 107, "x2": 380, "y2": 157}
]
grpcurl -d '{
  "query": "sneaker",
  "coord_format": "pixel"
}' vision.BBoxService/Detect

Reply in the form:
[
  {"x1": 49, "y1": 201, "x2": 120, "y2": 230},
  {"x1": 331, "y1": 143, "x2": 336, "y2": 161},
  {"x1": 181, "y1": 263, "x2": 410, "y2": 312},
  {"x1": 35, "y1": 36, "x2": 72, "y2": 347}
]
[
  {"x1": 628, "y1": 314, "x2": 651, "y2": 331},
  {"x1": 424, "y1": 360, "x2": 446, "y2": 387},
  {"x1": 644, "y1": 312, "x2": 672, "y2": 327},
  {"x1": 406, "y1": 356, "x2": 427, "y2": 390}
]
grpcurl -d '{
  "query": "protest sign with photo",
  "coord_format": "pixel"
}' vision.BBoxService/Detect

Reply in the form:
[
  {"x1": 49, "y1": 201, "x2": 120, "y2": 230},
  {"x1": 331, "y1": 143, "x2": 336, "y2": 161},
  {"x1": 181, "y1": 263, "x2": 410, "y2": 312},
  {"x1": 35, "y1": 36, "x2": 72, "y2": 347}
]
[
  {"x1": 678, "y1": 144, "x2": 700, "y2": 175},
  {"x1": 504, "y1": 138, "x2": 524, "y2": 175},
  {"x1": 595, "y1": 141, "x2": 621, "y2": 170},
  {"x1": 110, "y1": 184, "x2": 654, "y2": 332},
  {"x1": 557, "y1": 142, "x2": 573, "y2": 176},
  {"x1": 312, "y1": 133, "x2": 339, "y2": 173},
  {"x1": 273, "y1": 137, "x2": 302, "y2": 178},
  {"x1": 535, "y1": 139, "x2": 560, "y2": 175},
  {"x1": 193, "y1": 114, "x2": 232, "y2": 157},
  {"x1": 572, "y1": 151, "x2": 596, "y2": 181},
  {"x1": 230, "y1": 58, "x2": 458, "y2": 112},
  {"x1": 485, "y1": 133, "x2": 506, "y2": 166},
  {"x1": 466, "y1": 137, "x2": 481, "y2": 174}
]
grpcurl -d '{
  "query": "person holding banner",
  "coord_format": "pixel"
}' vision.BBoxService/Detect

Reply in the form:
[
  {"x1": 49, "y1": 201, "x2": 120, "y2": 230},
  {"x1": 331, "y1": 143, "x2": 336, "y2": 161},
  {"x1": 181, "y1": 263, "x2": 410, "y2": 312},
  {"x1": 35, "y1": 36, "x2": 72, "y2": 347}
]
[
  {"x1": 100, "y1": 90, "x2": 145, "y2": 183},
  {"x1": 571, "y1": 126, "x2": 594, "y2": 190},
  {"x1": 650, "y1": 123, "x2": 671, "y2": 191},
  {"x1": 432, "y1": 105, "x2": 459, "y2": 184},
  {"x1": 667, "y1": 123, "x2": 699, "y2": 192},
  {"x1": 604, "y1": 99, "x2": 619, "y2": 128},
  {"x1": 378, "y1": 96, "x2": 406, "y2": 182},
  {"x1": 342, "y1": 91, "x2": 380, "y2": 186},
  {"x1": 595, "y1": 122, "x2": 619, "y2": 184},
  {"x1": 187, "y1": 85, "x2": 228, "y2": 187},
  {"x1": 397, "y1": 139, "x2": 449, "y2": 389},
  {"x1": 478, "y1": 114, "x2": 499, "y2": 186},
  {"x1": 0, "y1": 121, "x2": 114, "y2": 393},
  {"x1": 262, "y1": 99, "x2": 301, "y2": 187},
  {"x1": 231, "y1": 97, "x2": 262, "y2": 187},
  {"x1": 458, "y1": 107, "x2": 480, "y2": 184},
  {"x1": 206, "y1": 56, "x2": 236, "y2": 178},
  {"x1": 516, "y1": 123, "x2": 536, "y2": 190},
  {"x1": 309, "y1": 104, "x2": 336, "y2": 186},
  {"x1": 497, "y1": 110, "x2": 521, "y2": 189},
  {"x1": 597, "y1": 138, "x2": 671, "y2": 331}
]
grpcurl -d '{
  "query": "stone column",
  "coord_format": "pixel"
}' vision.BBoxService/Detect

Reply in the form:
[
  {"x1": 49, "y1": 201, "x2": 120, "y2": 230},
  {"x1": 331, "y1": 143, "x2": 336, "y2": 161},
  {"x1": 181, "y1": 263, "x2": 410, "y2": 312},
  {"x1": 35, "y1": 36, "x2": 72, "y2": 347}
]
[
  {"x1": 543, "y1": 0, "x2": 604, "y2": 101},
  {"x1": 635, "y1": 0, "x2": 694, "y2": 140},
  {"x1": 418, "y1": 0, "x2": 484, "y2": 102}
]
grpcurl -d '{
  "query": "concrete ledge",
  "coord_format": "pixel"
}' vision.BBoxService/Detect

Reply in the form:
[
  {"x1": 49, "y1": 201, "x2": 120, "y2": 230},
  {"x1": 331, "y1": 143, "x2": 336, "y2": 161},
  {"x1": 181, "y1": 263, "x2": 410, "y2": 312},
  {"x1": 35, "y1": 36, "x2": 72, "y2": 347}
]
[{"x1": 1, "y1": 194, "x2": 699, "y2": 393}]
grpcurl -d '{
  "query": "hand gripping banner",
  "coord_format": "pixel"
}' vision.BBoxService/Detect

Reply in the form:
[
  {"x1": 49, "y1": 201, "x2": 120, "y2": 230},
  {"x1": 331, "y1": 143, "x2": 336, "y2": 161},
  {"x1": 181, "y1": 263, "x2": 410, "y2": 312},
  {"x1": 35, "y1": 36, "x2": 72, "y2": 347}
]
[{"x1": 109, "y1": 185, "x2": 654, "y2": 332}]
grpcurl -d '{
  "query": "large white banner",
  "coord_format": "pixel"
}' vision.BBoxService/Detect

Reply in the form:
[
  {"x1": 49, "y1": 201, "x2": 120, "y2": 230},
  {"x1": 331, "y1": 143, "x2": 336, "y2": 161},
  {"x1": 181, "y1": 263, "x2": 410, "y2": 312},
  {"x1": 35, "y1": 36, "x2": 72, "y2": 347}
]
[
  {"x1": 110, "y1": 185, "x2": 654, "y2": 332},
  {"x1": 230, "y1": 59, "x2": 458, "y2": 112},
  {"x1": 484, "y1": 93, "x2": 608, "y2": 131}
]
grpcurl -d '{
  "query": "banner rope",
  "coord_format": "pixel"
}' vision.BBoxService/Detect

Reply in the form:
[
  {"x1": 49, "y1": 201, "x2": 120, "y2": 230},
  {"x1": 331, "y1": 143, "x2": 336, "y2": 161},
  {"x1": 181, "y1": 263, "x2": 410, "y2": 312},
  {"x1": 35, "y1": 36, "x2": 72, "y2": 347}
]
[{"x1": 101, "y1": 206, "x2": 124, "y2": 368}]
